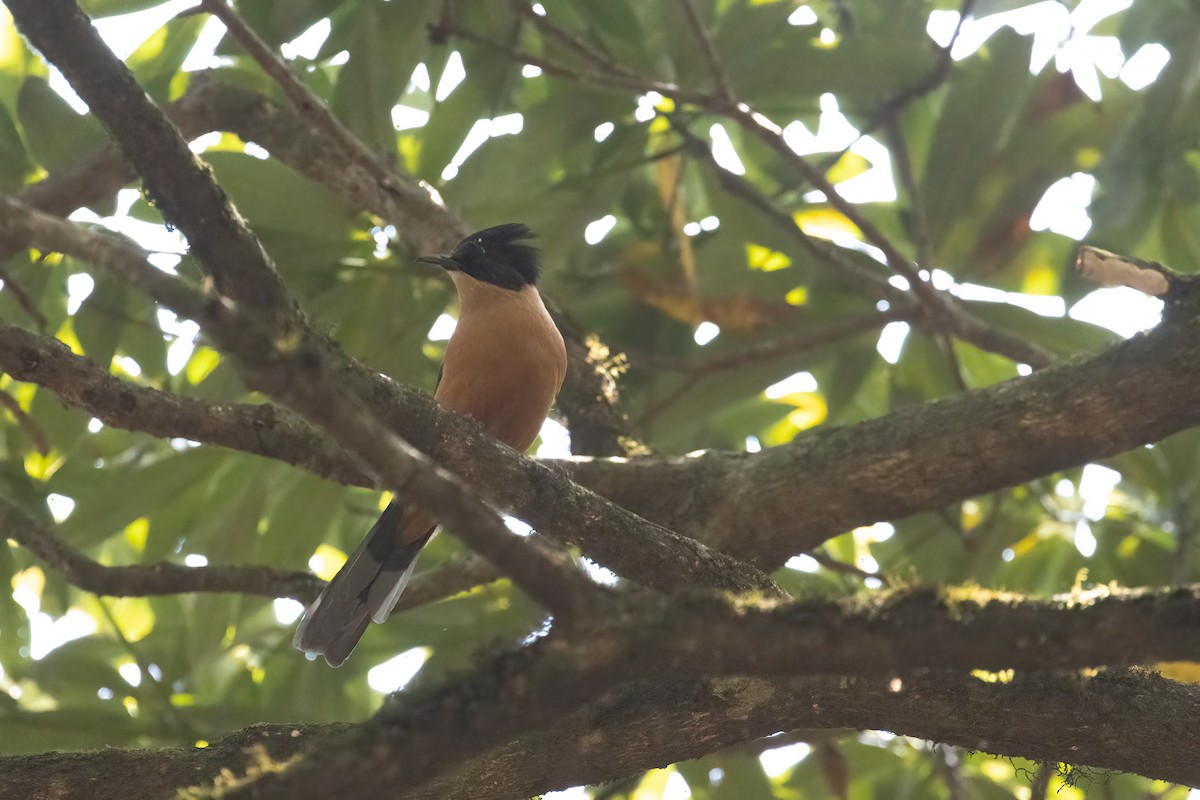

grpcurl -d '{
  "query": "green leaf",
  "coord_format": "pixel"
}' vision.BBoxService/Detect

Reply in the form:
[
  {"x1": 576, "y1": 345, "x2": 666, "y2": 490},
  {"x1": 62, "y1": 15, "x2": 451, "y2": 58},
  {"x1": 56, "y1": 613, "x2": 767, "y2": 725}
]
[
  {"x1": 16, "y1": 77, "x2": 107, "y2": 172},
  {"x1": 921, "y1": 31, "x2": 1035, "y2": 256},
  {"x1": 73, "y1": 275, "x2": 128, "y2": 372},
  {"x1": 78, "y1": 0, "x2": 168, "y2": 15},
  {"x1": 961, "y1": 301, "x2": 1121, "y2": 358},
  {"x1": 127, "y1": 14, "x2": 208, "y2": 102},
  {"x1": 0, "y1": 103, "x2": 31, "y2": 191},
  {"x1": 330, "y1": 0, "x2": 437, "y2": 153}
]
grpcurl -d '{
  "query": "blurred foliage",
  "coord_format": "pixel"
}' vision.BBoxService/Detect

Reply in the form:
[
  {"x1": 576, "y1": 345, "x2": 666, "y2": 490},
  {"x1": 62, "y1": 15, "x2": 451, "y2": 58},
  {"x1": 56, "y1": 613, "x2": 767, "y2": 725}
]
[{"x1": 1, "y1": 0, "x2": 1199, "y2": 797}]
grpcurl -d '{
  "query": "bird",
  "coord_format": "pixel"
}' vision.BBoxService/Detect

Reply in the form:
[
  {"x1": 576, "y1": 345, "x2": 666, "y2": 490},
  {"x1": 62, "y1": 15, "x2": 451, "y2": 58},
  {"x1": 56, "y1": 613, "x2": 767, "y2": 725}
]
[{"x1": 293, "y1": 223, "x2": 567, "y2": 666}]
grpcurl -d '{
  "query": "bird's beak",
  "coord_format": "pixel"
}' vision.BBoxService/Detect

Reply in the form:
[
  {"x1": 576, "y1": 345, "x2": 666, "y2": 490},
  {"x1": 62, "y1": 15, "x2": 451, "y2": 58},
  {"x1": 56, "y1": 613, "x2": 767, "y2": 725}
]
[{"x1": 416, "y1": 254, "x2": 462, "y2": 271}]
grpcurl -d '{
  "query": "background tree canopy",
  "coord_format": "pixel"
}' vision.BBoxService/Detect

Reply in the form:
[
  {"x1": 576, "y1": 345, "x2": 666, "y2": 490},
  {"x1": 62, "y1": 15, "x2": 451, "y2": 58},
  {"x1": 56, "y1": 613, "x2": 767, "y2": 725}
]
[{"x1": 2, "y1": 0, "x2": 1200, "y2": 797}]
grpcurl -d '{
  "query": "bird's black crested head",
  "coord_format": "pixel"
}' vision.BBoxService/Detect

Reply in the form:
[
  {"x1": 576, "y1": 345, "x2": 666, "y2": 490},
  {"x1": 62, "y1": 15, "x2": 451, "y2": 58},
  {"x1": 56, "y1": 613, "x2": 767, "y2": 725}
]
[{"x1": 418, "y1": 223, "x2": 541, "y2": 290}]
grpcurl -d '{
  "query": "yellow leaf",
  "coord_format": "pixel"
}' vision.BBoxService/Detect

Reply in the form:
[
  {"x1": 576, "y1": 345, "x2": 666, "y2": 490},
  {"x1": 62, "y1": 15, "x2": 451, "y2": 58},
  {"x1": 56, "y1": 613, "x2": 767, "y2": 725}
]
[
  {"x1": 310, "y1": 543, "x2": 347, "y2": 582},
  {"x1": 794, "y1": 208, "x2": 861, "y2": 240},
  {"x1": 978, "y1": 759, "x2": 1015, "y2": 783},
  {"x1": 24, "y1": 449, "x2": 63, "y2": 481},
  {"x1": 762, "y1": 393, "x2": 827, "y2": 444},
  {"x1": 1021, "y1": 264, "x2": 1058, "y2": 296},
  {"x1": 55, "y1": 319, "x2": 84, "y2": 357},
  {"x1": 825, "y1": 151, "x2": 871, "y2": 185},
  {"x1": 1076, "y1": 146, "x2": 1102, "y2": 170},
  {"x1": 1010, "y1": 531, "x2": 1040, "y2": 558},
  {"x1": 109, "y1": 597, "x2": 155, "y2": 642},
  {"x1": 1117, "y1": 535, "x2": 1139, "y2": 558},
  {"x1": 124, "y1": 517, "x2": 149, "y2": 553},
  {"x1": 961, "y1": 500, "x2": 982, "y2": 530},
  {"x1": 168, "y1": 71, "x2": 190, "y2": 103},
  {"x1": 631, "y1": 768, "x2": 671, "y2": 800},
  {"x1": 654, "y1": 154, "x2": 697, "y2": 291},
  {"x1": 785, "y1": 286, "x2": 808, "y2": 306},
  {"x1": 12, "y1": 566, "x2": 44, "y2": 611},
  {"x1": 746, "y1": 243, "x2": 792, "y2": 272},
  {"x1": 186, "y1": 347, "x2": 221, "y2": 385}
]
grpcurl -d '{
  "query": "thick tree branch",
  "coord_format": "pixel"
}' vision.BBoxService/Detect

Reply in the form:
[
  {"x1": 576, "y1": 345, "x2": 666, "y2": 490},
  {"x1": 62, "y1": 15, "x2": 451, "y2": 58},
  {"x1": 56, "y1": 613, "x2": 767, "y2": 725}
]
[
  {"x1": 571, "y1": 287, "x2": 1200, "y2": 567},
  {"x1": 212, "y1": 583, "x2": 1200, "y2": 796},
  {"x1": 0, "y1": 322, "x2": 368, "y2": 486},
  {"x1": 415, "y1": 668, "x2": 1200, "y2": 798},
  {"x1": 5, "y1": 581, "x2": 1200, "y2": 795},
  {"x1": 5, "y1": 669, "x2": 1198, "y2": 798}
]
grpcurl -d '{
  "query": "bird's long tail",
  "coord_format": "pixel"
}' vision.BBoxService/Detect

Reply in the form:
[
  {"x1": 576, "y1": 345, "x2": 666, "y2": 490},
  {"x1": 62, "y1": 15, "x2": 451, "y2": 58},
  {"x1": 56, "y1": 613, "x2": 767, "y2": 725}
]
[{"x1": 293, "y1": 501, "x2": 435, "y2": 667}]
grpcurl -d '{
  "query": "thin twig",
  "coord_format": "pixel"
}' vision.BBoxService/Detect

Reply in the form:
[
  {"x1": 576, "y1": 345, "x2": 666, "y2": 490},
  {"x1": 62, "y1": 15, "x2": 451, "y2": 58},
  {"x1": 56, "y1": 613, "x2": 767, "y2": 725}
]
[
  {"x1": 674, "y1": 119, "x2": 1053, "y2": 367},
  {"x1": 728, "y1": 105, "x2": 943, "y2": 307},
  {"x1": 635, "y1": 310, "x2": 900, "y2": 427},
  {"x1": 509, "y1": 0, "x2": 644, "y2": 82},
  {"x1": 856, "y1": 0, "x2": 978, "y2": 140},
  {"x1": 97, "y1": 597, "x2": 201, "y2": 739},
  {"x1": 807, "y1": 549, "x2": 889, "y2": 586},
  {"x1": 670, "y1": 309, "x2": 904, "y2": 376},
  {"x1": 200, "y1": 0, "x2": 403, "y2": 189},
  {"x1": 668, "y1": 120, "x2": 903, "y2": 302},
  {"x1": 816, "y1": 0, "x2": 978, "y2": 173},
  {"x1": 1, "y1": 493, "x2": 325, "y2": 602},
  {"x1": 677, "y1": 0, "x2": 736, "y2": 104},
  {"x1": 883, "y1": 118, "x2": 932, "y2": 269},
  {"x1": 0, "y1": 264, "x2": 48, "y2": 331},
  {"x1": 0, "y1": 423, "x2": 505, "y2": 610},
  {"x1": 0, "y1": 387, "x2": 49, "y2": 455},
  {"x1": 442, "y1": 22, "x2": 711, "y2": 105}
]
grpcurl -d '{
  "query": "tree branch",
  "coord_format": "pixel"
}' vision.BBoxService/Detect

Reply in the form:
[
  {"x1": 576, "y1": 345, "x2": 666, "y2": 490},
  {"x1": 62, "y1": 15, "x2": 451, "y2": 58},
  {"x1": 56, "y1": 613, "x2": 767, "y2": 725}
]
[
  {"x1": 199, "y1": 0, "x2": 400, "y2": 188},
  {"x1": 0, "y1": 494, "x2": 323, "y2": 602},
  {"x1": 0, "y1": 482, "x2": 502, "y2": 611},
  {"x1": 214, "y1": 583, "x2": 1200, "y2": 796},
  {"x1": 571, "y1": 285, "x2": 1200, "y2": 567},
  {"x1": 676, "y1": 0, "x2": 736, "y2": 103},
  {"x1": 0, "y1": 322, "x2": 368, "y2": 486},
  {"x1": 6, "y1": 668, "x2": 1199, "y2": 798}
]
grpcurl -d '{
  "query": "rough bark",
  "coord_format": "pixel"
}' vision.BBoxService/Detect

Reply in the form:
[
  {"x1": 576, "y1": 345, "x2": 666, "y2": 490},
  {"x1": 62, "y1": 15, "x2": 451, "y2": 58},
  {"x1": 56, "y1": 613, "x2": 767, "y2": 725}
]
[{"x1": 4, "y1": 670, "x2": 1197, "y2": 798}]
